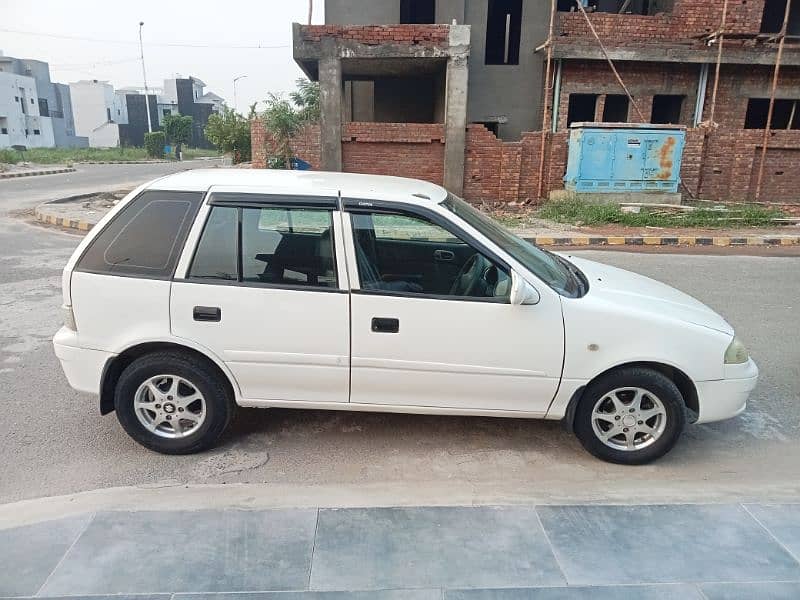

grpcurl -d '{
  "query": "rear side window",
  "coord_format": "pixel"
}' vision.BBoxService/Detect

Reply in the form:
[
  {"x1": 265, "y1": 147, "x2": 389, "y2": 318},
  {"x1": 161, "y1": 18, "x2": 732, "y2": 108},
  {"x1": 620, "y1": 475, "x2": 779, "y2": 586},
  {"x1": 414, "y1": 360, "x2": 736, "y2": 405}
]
[
  {"x1": 188, "y1": 205, "x2": 338, "y2": 289},
  {"x1": 76, "y1": 191, "x2": 203, "y2": 279}
]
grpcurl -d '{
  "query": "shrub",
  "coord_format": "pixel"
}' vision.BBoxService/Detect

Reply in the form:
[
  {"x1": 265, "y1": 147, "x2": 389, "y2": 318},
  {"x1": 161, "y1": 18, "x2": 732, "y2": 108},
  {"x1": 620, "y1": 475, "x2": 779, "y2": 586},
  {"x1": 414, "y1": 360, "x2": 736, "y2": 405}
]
[{"x1": 144, "y1": 132, "x2": 165, "y2": 159}]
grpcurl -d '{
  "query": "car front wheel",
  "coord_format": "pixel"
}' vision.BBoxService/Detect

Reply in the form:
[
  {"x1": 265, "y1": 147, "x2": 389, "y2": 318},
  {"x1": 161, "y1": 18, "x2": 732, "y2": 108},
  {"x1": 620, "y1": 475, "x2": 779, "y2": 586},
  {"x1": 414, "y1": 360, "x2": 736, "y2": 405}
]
[
  {"x1": 573, "y1": 367, "x2": 686, "y2": 465},
  {"x1": 114, "y1": 351, "x2": 235, "y2": 454}
]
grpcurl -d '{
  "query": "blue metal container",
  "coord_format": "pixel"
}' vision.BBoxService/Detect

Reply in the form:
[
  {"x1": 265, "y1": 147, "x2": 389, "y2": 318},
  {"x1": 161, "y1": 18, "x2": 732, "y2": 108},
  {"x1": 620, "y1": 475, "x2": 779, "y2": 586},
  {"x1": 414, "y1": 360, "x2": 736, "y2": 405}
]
[{"x1": 564, "y1": 123, "x2": 686, "y2": 193}]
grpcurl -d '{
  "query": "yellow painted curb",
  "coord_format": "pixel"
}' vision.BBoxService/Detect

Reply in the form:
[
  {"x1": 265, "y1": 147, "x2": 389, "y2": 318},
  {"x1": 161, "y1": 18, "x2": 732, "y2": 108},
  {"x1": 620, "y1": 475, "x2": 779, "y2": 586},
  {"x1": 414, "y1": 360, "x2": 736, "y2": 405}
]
[
  {"x1": 746, "y1": 237, "x2": 764, "y2": 245},
  {"x1": 713, "y1": 238, "x2": 731, "y2": 247},
  {"x1": 570, "y1": 237, "x2": 590, "y2": 245},
  {"x1": 643, "y1": 237, "x2": 661, "y2": 245},
  {"x1": 535, "y1": 237, "x2": 555, "y2": 246},
  {"x1": 678, "y1": 236, "x2": 696, "y2": 245},
  {"x1": 780, "y1": 238, "x2": 796, "y2": 246},
  {"x1": 607, "y1": 236, "x2": 625, "y2": 245}
]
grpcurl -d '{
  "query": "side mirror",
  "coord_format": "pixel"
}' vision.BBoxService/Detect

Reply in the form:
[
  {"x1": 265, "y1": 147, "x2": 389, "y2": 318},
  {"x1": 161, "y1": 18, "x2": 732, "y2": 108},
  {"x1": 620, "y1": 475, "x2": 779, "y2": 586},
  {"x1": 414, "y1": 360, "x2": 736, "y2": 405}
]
[{"x1": 510, "y1": 271, "x2": 541, "y2": 306}]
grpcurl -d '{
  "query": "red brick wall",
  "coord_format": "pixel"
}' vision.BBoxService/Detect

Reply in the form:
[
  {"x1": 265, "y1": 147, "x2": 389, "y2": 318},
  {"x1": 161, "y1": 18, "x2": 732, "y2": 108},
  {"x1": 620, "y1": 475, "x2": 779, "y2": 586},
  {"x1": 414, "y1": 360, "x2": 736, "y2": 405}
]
[
  {"x1": 251, "y1": 120, "x2": 321, "y2": 169},
  {"x1": 555, "y1": 61, "x2": 701, "y2": 131},
  {"x1": 688, "y1": 129, "x2": 800, "y2": 202},
  {"x1": 299, "y1": 24, "x2": 449, "y2": 46},
  {"x1": 253, "y1": 120, "x2": 800, "y2": 204},
  {"x1": 342, "y1": 122, "x2": 445, "y2": 185},
  {"x1": 557, "y1": 0, "x2": 767, "y2": 42}
]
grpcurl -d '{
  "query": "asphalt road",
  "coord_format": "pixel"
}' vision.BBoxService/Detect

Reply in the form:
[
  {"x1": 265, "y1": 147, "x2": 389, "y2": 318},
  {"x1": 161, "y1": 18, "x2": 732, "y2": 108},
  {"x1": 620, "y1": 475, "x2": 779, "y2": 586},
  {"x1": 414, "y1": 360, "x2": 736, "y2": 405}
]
[{"x1": 1, "y1": 163, "x2": 798, "y2": 505}]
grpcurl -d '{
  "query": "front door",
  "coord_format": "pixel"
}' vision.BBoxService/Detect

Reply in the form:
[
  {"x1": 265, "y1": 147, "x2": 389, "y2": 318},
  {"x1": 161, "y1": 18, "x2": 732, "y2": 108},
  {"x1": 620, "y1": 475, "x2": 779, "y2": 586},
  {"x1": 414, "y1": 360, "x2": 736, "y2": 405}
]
[
  {"x1": 345, "y1": 205, "x2": 564, "y2": 414},
  {"x1": 171, "y1": 194, "x2": 350, "y2": 403}
]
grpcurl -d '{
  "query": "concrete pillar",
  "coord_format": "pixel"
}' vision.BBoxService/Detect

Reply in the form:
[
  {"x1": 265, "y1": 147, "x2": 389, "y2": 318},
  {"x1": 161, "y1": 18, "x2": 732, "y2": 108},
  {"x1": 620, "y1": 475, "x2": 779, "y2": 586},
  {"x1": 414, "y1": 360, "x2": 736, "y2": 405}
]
[
  {"x1": 319, "y1": 54, "x2": 343, "y2": 172},
  {"x1": 443, "y1": 53, "x2": 469, "y2": 195}
]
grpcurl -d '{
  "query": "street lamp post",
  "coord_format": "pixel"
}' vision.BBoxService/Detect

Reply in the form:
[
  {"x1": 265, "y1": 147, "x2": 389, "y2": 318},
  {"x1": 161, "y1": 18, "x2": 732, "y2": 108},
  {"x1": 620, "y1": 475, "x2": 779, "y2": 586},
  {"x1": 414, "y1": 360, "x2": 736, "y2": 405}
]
[
  {"x1": 233, "y1": 75, "x2": 248, "y2": 114},
  {"x1": 138, "y1": 21, "x2": 153, "y2": 134}
]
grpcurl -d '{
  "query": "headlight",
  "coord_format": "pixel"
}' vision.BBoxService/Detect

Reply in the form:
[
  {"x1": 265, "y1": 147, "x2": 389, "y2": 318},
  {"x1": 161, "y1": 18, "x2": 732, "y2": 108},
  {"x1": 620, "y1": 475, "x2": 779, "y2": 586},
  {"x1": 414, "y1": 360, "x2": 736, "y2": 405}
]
[{"x1": 724, "y1": 337, "x2": 749, "y2": 364}]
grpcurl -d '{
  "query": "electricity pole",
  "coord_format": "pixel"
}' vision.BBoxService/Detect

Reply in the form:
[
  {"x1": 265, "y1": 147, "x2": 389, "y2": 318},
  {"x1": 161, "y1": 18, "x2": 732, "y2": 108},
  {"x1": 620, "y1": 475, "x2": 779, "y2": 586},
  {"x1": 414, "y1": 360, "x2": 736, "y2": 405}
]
[{"x1": 138, "y1": 21, "x2": 153, "y2": 133}]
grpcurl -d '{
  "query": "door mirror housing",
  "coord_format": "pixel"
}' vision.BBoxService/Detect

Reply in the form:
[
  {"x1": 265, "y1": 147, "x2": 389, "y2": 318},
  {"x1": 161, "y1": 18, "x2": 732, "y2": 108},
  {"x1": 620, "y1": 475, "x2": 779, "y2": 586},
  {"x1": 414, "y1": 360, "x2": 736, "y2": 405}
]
[{"x1": 510, "y1": 271, "x2": 540, "y2": 306}]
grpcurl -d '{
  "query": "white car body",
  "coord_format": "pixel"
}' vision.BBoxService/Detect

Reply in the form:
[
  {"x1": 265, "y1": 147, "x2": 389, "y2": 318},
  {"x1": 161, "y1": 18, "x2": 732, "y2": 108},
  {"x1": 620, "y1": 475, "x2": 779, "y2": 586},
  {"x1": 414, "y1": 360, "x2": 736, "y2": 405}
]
[{"x1": 54, "y1": 170, "x2": 758, "y2": 439}]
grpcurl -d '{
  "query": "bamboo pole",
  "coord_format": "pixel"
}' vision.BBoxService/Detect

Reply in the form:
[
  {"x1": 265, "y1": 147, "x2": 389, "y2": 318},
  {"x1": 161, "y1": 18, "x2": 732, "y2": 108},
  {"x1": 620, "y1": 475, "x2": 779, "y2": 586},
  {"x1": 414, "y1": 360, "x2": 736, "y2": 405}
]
[
  {"x1": 573, "y1": 0, "x2": 646, "y2": 121},
  {"x1": 755, "y1": 0, "x2": 792, "y2": 202},
  {"x1": 536, "y1": 0, "x2": 558, "y2": 201}
]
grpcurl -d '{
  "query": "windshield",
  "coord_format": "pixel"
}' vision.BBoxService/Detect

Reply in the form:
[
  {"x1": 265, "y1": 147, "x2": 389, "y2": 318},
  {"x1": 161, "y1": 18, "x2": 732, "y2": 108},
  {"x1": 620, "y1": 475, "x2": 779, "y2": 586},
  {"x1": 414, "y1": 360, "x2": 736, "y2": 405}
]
[{"x1": 441, "y1": 194, "x2": 584, "y2": 297}]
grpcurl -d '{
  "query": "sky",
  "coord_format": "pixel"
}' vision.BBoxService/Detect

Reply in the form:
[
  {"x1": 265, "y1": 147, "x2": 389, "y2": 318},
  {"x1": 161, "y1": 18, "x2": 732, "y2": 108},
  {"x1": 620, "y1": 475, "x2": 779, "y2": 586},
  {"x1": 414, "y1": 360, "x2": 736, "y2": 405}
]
[{"x1": 1, "y1": 0, "x2": 324, "y2": 113}]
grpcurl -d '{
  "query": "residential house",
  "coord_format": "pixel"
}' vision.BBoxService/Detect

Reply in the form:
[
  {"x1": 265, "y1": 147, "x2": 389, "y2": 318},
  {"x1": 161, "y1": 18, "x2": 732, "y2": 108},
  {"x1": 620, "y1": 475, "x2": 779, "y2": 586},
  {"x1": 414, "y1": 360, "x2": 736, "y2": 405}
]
[{"x1": 0, "y1": 53, "x2": 87, "y2": 149}]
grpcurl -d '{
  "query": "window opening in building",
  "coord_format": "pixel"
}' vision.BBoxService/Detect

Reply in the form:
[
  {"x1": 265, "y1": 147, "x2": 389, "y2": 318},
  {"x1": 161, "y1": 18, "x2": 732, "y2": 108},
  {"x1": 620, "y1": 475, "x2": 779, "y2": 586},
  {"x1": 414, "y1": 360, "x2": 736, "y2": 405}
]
[
  {"x1": 473, "y1": 121, "x2": 500, "y2": 137},
  {"x1": 567, "y1": 94, "x2": 598, "y2": 126},
  {"x1": 400, "y1": 0, "x2": 435, "y2": 23},
  {"x1": 761, "y1": 0, "x2": 800, "y2": 35},
  {"x1": 486, "y1": 0, "x2": 523, "y2": 65},
  {"x1": 106, "y1": 108, "x2": 112, "y2": 122},
  {"x1": 744, "y1": 98, "x2": 800, "y2": 129},
  {"x1": 651, "y1": 94, "x2": 684, "y2": 124},
  {"x1": 602, "y1": 94, "x2": 629, "y2": 122}
]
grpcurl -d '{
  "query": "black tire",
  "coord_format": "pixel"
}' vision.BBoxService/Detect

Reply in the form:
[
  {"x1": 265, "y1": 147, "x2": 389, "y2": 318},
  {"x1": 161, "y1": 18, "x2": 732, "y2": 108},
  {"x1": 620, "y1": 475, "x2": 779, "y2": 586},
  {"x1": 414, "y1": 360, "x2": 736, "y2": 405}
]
[
  {"x1": 114, "y1": 351, "x2": 235, "y2": 455},
  {"x1": 573, "y1": 367, "x2": 686, "y2": 465}
]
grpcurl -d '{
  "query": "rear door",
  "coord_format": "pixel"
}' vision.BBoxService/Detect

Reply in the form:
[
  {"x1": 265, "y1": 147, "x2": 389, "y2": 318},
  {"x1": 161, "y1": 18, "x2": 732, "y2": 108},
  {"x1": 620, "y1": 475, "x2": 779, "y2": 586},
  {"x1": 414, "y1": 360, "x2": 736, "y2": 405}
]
[{"x1": 170, "y1": 189, "x2": 350, "y2": 403}]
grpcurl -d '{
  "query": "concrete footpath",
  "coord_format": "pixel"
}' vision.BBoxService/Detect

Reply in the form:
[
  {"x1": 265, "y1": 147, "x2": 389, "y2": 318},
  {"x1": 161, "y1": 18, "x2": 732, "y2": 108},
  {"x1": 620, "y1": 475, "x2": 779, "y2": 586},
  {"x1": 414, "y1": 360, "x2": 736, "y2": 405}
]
[{"x1": 2, "y1": 499, "x2": 799, "y2": 599}]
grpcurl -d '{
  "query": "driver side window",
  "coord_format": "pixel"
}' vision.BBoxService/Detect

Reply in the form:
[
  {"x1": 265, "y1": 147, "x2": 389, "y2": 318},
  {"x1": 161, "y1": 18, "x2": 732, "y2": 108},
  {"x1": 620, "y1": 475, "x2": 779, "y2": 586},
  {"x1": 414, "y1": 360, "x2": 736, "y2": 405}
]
[{"x1": 350, "y1": 210, "x2": 511, "y2": 301}]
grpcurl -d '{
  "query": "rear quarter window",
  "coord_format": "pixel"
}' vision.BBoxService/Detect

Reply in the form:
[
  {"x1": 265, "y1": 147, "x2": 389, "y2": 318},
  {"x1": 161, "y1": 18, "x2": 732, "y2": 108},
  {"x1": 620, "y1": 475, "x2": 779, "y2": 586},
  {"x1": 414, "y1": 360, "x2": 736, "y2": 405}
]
[{"x1": 75, "y1": 190, "x2": 203, "y2": 279}]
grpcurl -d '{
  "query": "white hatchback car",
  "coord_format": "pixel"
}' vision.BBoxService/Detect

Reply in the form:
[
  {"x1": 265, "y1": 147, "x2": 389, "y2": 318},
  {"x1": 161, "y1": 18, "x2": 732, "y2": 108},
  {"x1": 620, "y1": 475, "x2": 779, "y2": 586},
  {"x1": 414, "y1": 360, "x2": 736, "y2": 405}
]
[{"x1": 54, "y1": 170, "x2": 758, "y2": 464}]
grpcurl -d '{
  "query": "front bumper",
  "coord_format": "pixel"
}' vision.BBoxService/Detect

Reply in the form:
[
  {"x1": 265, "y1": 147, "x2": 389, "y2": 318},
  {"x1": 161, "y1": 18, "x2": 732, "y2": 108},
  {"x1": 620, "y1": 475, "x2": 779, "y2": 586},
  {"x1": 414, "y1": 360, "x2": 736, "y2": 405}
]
[
  {"x1": 694, "y1": 358, "x2": 759, "y2": 424},
  {"x1": 53, "y1": 326, "x2": 115, "y2": 395}
]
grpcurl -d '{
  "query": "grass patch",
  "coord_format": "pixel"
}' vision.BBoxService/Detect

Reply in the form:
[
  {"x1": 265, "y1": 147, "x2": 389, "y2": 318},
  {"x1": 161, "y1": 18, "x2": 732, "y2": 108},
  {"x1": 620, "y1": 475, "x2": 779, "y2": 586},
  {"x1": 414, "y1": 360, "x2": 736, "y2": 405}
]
[
  {"x1": 532, "y1": 198, "x2": 785, "y2": 229},
  {"x1": 0, "y1": 146, "x2": 220, "y2": 165}
]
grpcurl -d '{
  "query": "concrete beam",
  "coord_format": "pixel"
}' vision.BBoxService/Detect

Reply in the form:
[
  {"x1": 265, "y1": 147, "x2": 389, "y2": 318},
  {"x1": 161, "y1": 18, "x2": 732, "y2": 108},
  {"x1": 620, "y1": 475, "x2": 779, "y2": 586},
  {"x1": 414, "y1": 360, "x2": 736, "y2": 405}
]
[
  {"x1": 551, "y1": 43, "x2": 800, "y2": 66},
  {"x1": 319, "y1": 51, "x2": 343, "y2": 172}
]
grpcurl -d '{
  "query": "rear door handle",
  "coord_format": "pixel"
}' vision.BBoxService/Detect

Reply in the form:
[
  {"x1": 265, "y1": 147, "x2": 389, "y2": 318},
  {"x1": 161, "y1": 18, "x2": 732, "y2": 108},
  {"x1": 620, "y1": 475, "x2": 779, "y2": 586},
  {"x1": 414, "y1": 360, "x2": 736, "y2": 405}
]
[
  {"x1": 193, "y1": 306, "x2": 221, "y2": 322},
  {"x1": 371, "y1": 317, "x2": 399, "y2": 333},
  {"x1": 434, "y1": 249, "x2": 455, "y2": 261}
]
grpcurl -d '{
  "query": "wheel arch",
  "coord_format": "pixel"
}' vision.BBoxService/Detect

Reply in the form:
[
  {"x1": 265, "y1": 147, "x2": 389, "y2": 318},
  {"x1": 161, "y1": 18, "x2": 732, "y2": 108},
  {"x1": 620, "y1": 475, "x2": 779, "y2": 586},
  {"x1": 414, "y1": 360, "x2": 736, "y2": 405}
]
[
  {"x1": 99, "y1": 340, "x2": 239, "y2": 415},
  {"x1": 562, "y1": 361, "x2": 699, "y2": 433}
]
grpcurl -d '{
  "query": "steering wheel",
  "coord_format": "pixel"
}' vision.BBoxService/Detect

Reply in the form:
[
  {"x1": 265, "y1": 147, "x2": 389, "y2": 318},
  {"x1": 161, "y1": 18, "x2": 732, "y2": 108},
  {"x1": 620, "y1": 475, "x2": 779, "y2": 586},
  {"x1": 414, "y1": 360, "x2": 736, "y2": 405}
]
[{"x1": 449, "y1": 252, "x2": 493, "y2": 297}]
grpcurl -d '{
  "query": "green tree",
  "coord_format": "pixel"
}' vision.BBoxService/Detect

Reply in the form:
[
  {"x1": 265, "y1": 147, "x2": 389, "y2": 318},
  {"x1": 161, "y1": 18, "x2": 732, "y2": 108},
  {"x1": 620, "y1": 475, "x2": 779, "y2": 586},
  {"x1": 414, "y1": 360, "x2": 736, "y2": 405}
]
[
  {"x1": 262, "y1": 93, "x2": 301, "y2": 169},
  {"x1": 162, "y1": 113, "x2": 193, "y2": 159},
  {"x1": 289, "y1": 78, "x2": 320, "y2": 123},
  {"x1": 143, "y1": 131, "x2": 165, "y2": 159},
  {"x1": 204, "y1": 107, "x2": 251, "y2": 163}
]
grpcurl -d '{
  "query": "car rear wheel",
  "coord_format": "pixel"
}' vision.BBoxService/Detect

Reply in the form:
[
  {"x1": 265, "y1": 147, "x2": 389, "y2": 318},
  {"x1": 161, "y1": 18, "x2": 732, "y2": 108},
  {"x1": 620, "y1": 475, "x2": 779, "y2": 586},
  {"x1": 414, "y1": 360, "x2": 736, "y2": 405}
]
[
  {"x1": 573, "y1": 367, "x2": 686, "y2": 465},
  {"x1": 114, "y1": 351, "x2": 235, "y2": 454}
]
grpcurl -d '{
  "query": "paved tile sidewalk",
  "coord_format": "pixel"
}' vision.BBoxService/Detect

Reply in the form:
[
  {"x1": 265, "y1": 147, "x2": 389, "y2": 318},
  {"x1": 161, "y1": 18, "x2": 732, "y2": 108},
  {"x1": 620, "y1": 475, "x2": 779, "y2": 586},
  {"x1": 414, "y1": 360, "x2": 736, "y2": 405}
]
[{"x1": 1, "y1": 503, "x2": 799, "y2": 599}]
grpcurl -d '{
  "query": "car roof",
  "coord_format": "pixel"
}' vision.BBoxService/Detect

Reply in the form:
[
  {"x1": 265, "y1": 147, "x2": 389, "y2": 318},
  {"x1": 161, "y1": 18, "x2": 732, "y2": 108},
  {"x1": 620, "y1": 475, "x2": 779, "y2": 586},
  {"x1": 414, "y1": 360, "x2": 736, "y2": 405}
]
[{"x1": 147, "y1": 169, "x2": 449, "y2": 206}]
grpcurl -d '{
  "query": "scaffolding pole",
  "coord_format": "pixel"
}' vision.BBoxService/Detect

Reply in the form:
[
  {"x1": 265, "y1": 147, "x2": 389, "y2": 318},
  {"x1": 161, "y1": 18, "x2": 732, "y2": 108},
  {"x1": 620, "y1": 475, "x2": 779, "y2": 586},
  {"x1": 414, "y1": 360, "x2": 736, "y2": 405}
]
[
  {"x1": 755, "y1": 0, "x2": 793, "y2": 202},
  {"x1": 696, "y1": 0, "x2": 729, "y2": 198},
  {"x1": 536, "y1": 0, "x2": 558, "y2": 201}
]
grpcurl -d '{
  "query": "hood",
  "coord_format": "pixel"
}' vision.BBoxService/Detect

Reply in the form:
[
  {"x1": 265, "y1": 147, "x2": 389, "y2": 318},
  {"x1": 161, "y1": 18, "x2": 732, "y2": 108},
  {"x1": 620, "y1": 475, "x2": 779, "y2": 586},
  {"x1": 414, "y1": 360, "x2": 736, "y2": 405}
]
[{"x1": 562, "y1": 255, "x2": 734, "y2": 336}]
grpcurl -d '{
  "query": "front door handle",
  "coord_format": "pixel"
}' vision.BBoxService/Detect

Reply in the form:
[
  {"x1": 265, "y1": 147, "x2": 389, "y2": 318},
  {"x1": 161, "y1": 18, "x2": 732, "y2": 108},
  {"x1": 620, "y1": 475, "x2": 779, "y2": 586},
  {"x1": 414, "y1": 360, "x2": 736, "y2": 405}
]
[
  {"x1": 193, "y1": 306, "x2": 221, "y2": 322},
  {"x1": 434, "y1": 249, "x2": 455, "y2": 261},
  {"x1": 371, "y1": 317, "x2": 399, "y2": 333}
]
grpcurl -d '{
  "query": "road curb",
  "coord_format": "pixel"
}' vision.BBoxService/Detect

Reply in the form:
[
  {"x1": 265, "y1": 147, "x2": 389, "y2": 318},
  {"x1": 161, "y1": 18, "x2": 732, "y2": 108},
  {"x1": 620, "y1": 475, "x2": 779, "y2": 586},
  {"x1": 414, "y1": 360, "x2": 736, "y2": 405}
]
[
  {"x1": 34, "y1": 205, "x2": 94, "y2": 231},
  {"x1": 0, "y1": 167, "x2": 76, "y2": 179},
  {"x1": 76, "y1": 160, "x2": 171, "y2": 164},
  {"x1": 523, "y1": 235, "x2": 800, "y2": 247}
]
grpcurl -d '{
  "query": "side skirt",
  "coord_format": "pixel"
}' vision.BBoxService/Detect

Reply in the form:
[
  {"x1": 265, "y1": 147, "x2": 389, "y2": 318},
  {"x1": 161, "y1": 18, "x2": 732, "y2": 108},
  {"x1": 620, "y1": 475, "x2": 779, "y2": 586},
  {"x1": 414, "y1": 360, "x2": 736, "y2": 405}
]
[{"x1": 237, "y1": 398, "x2": 549, "y2": 420}]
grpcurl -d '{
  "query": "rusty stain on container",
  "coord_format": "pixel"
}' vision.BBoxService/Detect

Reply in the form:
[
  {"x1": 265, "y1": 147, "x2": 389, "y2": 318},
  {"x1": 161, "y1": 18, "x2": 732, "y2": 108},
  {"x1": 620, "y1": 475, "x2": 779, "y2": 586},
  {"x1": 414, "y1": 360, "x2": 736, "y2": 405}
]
[{"x1": 656, "y1": 136, "x2": 676, "y2": 180}]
